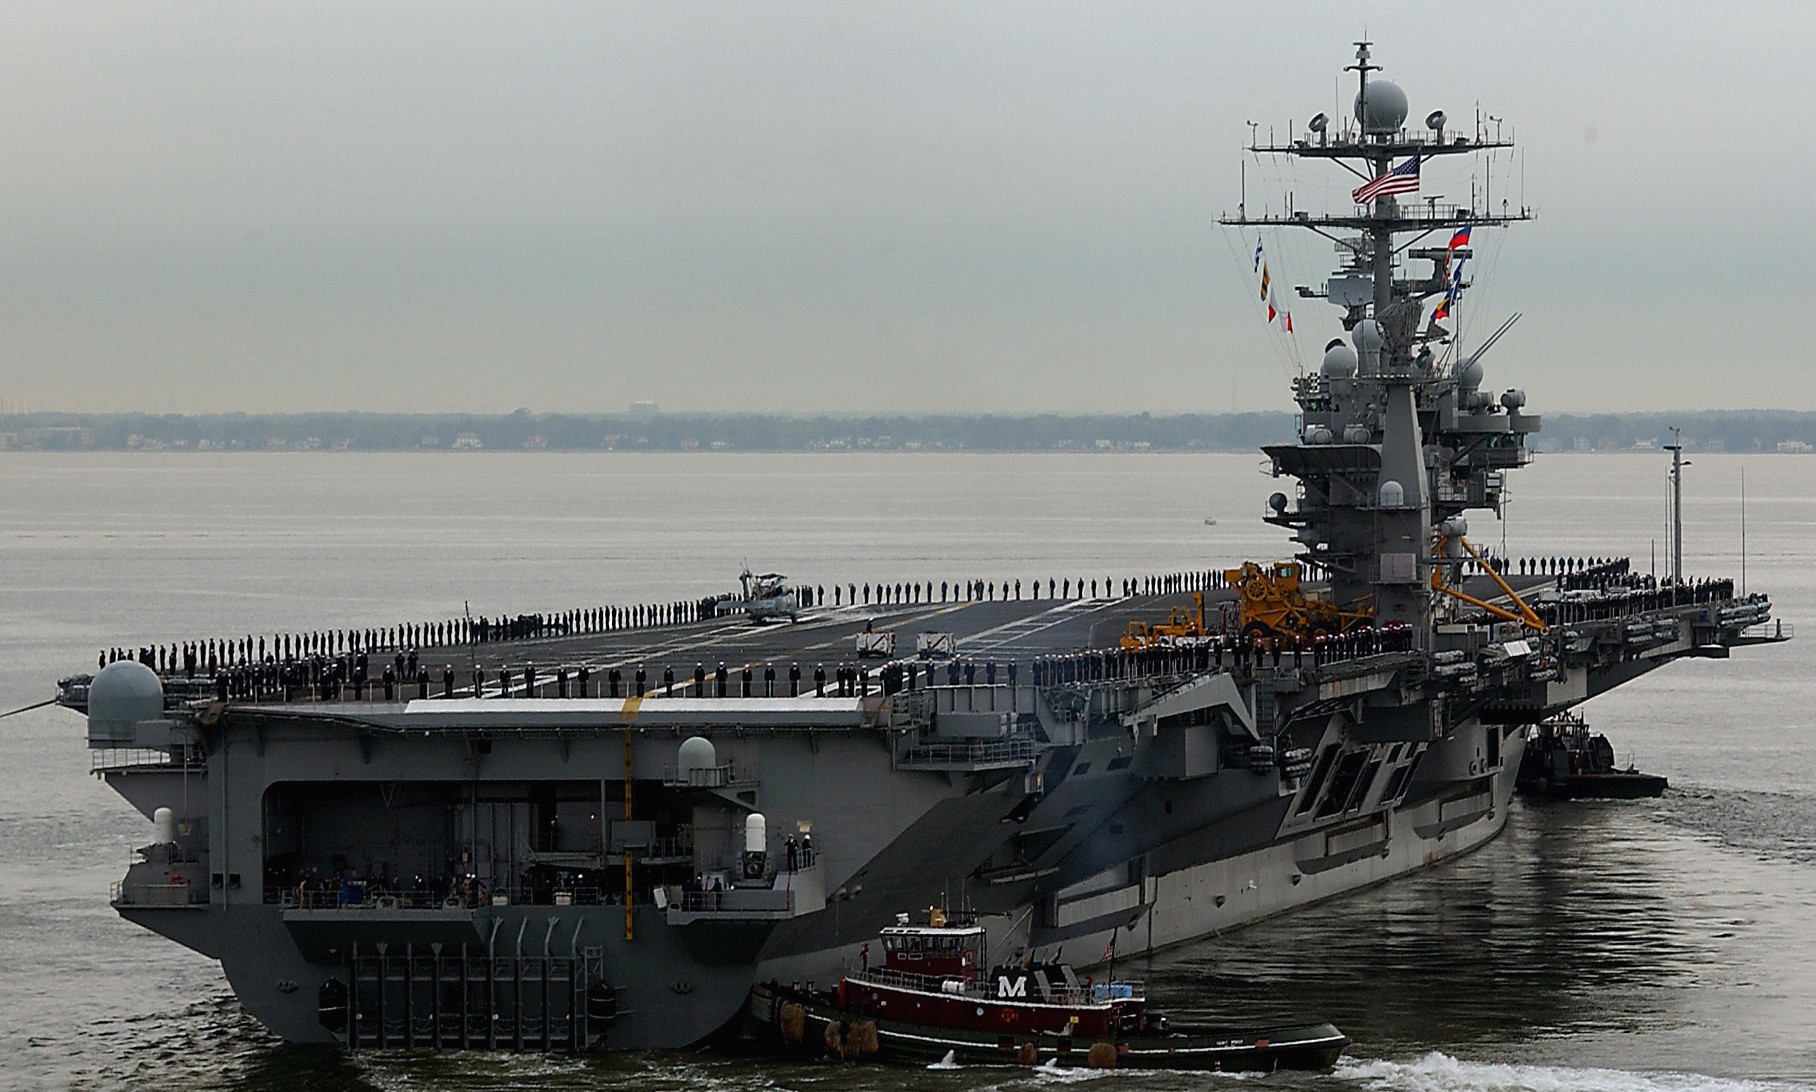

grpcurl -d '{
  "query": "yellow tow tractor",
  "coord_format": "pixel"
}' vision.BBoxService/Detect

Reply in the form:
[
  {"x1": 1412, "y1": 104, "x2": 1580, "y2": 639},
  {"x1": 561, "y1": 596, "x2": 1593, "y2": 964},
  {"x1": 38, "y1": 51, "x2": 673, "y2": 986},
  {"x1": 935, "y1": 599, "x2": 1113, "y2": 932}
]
[
  {"x1": 1119, "y1": 592, "x2": 1207, "y2": 650},
  {"x1": 1223, "y1": 560, "x2": 1374, "y2": 641}
]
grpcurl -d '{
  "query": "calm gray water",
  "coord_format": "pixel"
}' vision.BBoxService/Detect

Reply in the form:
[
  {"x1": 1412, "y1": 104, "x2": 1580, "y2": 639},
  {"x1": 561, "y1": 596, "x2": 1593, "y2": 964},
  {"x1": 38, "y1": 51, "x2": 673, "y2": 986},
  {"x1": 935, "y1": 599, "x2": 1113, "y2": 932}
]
[{"x1": 1, "y1": 451, "x2": 1811, "y2": 1091}]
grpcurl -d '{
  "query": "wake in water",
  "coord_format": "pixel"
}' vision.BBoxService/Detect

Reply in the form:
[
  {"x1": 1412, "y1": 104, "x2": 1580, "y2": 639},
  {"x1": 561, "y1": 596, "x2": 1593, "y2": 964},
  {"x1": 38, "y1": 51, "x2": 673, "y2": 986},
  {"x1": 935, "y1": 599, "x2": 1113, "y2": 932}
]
[
  {"x1": 1656, "y1": 788, "x2": 1816, "y2": 867},
  {"x1": 1340, "y1": 1052, "x2": 1816, "y2": 1092}
]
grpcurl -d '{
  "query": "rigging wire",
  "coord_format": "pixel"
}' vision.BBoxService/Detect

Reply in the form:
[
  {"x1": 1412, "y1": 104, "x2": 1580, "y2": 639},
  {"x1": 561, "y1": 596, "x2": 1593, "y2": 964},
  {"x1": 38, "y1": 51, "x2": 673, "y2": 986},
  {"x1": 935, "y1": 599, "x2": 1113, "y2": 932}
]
[
  {"x1": 1238, "y1": 148, "x2": 1310, "y2": 374},
  {"x1": 1215, "y1": 224, "x2": 1296, "y2": 388}
]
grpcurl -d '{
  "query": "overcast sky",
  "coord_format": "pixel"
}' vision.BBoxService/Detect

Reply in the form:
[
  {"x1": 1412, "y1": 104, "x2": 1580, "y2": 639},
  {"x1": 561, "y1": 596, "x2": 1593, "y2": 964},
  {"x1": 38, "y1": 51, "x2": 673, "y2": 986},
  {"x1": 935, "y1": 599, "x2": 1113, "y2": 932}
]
[{"x1": 1, "y1": 2, "x2": 1810, "y2": 415}]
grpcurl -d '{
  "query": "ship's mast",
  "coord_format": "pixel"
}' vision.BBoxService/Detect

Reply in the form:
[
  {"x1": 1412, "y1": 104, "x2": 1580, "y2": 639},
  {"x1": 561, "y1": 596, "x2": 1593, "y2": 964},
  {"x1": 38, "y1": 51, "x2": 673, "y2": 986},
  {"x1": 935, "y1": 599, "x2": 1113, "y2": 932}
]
[{"x1": 1224, "y1": 42, "x2": 1538, "y2": 644}]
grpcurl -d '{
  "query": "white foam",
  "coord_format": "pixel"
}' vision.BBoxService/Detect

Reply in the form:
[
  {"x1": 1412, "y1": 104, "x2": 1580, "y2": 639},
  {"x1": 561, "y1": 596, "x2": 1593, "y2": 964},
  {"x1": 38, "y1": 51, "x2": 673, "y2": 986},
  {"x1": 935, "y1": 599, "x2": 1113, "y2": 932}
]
[
  {"x1": 1032, "y1": 1057, "x2": 1111, "y2": 1081},
  {"x1": 1339, "y1": 1052, "x2": 1816, "y2": 1092},
  {"x1": 928, "y1": 1049, "x2": 962, "y2": 1069}
]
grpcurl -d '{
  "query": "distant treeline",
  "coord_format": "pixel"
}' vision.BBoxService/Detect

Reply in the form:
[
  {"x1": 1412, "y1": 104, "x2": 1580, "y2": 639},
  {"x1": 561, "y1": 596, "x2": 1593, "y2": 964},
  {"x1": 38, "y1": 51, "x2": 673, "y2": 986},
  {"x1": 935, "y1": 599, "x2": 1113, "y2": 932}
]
[{"x1": 1, "y1": 409, "x2": 1812, "y2": 453}]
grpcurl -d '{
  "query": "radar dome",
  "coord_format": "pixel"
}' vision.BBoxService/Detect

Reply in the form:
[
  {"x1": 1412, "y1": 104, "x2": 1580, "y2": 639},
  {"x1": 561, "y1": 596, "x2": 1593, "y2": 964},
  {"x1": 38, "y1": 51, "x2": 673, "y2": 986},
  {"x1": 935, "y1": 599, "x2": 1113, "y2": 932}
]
[
  {"x1": 1351, "y1": 320, "x2": 1384, "y2": 354},
  {"x1": 87, "y1": 660, "x2": 163, "y2": 743},
  {"x1": 1321, "y1": 342, "x2": 1359, "y2": 378},
  {"x1": 1355, "y1": 80, "x2": 1409, "y2": 134},
  {"x1": 677, "y1": 736, "x2": 716, "y2": 784},
  {"x1": 1379, "y1": 480, "x2": 1406, "y2": 508},
  {"x1": 1457, "y1": 358, "x2": 1484, "y2": 389},
  {"x1": 1500, "y1": 389, "x2": 1527, "y2": 410}
]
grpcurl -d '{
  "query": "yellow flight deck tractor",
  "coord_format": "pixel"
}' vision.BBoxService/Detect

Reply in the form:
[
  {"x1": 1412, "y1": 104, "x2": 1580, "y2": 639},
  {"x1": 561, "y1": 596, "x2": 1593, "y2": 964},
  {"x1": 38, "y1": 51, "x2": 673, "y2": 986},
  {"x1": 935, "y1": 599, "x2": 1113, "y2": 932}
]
[
  {"x1": 1119, "y1": 593, "x2": 1207, "y2": 650},
  {"x1": 1222, "y1": 560, "x2": 1373, "y2": 641}
]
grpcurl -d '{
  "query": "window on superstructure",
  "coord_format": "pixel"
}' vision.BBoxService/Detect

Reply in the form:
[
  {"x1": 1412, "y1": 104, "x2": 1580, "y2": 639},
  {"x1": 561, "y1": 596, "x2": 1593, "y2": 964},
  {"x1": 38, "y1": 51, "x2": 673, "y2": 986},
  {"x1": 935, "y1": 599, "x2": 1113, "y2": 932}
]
[
  {"x1": 1316, "y1": 749, "x2": 1372, "y2": 819},
  {"x1": 1296, "y1": 744, "x2": 1341, "y2": 816}
]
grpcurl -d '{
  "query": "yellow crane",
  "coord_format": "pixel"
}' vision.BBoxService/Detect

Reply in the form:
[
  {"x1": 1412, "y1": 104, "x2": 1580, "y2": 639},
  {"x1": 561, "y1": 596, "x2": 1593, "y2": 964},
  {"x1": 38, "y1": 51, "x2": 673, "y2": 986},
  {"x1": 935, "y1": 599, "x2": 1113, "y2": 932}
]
[{"x1": 1429, "y1": 534, "x2": 1546, "y2": 630}]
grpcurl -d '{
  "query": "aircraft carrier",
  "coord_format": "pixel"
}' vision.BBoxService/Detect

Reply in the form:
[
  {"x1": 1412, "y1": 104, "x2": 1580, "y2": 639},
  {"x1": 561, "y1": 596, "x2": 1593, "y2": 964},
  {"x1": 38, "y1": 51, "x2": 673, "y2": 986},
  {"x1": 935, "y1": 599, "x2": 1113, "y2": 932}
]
[{"x1": 59, "y1": 43, "x2": 1788, "y2": 1052}]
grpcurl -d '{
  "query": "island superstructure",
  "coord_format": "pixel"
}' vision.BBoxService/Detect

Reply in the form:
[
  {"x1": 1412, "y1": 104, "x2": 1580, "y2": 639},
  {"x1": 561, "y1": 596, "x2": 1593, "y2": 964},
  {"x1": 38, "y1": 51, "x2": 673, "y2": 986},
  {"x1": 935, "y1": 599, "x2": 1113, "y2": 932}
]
[{"x1": 61, "y1": 43, "x2": 1786, "y2": 1053}]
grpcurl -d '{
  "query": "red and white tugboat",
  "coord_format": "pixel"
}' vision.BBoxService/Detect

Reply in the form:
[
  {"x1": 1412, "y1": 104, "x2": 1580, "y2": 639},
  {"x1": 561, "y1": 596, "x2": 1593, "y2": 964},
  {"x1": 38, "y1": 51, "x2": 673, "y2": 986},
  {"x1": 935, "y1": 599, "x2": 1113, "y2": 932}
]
[{"x1": 749, "y1": 909, "x2": 1348, "y2": 1070}]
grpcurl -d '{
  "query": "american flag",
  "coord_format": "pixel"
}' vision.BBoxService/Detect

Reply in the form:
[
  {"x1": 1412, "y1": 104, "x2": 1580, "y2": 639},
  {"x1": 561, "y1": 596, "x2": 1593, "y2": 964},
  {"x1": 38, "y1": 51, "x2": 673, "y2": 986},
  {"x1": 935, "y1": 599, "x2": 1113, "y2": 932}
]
[{"x1": 1352, "y1": 156, "x2": 1421, "y2": 204}]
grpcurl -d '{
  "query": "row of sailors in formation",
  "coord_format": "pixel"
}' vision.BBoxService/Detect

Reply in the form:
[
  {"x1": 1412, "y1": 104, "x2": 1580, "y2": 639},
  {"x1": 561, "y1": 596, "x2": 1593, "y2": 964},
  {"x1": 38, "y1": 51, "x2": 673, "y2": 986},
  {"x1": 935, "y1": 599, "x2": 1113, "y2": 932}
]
[
  {"x1": 183, "y1": 621, "x2": 1422, "y2": 706},
  {"x1": 101, "y1": 603, "x2": 699, "y2": 675},
  {"x1": 99, "y1": 555, "x2": 1709, "y2": 681},
  {"x1": 822, "y1": 568, "x2": 1247, "y2": 608},
  {"x1": 1537, "y1": 578, "x2": 1752, "y2": 625},
  {"x1": 1531, "y1": 556, "x2": 1629, "y2": 583},
  {"x1": 1029, "y1": 625, "x2": 1418, "y2": 686},
  {"x1": 95, "y1": 566, "x2": 1263, "y2": 679}
]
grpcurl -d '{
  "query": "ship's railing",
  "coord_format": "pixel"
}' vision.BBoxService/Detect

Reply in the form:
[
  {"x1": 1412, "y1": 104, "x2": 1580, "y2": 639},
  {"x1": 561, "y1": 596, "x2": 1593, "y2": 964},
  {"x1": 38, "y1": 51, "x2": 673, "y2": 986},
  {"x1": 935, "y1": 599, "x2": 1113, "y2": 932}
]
[
  {"x1": 531, "y1": 831, "x2": 695, "y2": 861},
  {"x1": 1230, "y1": 199, "x2": 1529, "y2": 226},
  {"x1": 658, "y1": 886, "x2": 793, "y2": 915},
  {"x1": 90, "y1": 747, "x2": 199, "y2": 774},
  {"x1": 270, "y1": 885, "x2": 609, "y2": 910},
  {"x1": 659, "y1": 761, "x2": 758, "y2": 789},
  {"x1": 1739, "y1": 620, "x2": 1793, "y2": 643},
  {"x1": 894, "y1": 737, "x2": 1038, "y2": 770},
  {"x1": 111, "y1": 880, "x2": 206, "y2": 908},
  {"x1": 612, "y1": 835, "x2": 693, "y2": 860}
]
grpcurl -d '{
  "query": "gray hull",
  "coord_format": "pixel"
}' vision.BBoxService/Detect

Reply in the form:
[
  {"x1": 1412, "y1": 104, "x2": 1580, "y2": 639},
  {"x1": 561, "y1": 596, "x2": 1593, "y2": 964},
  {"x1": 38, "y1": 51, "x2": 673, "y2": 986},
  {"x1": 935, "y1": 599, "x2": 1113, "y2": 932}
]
[{"x1": 98, "y1": 690, "x2": 1523, "y2": 1050}]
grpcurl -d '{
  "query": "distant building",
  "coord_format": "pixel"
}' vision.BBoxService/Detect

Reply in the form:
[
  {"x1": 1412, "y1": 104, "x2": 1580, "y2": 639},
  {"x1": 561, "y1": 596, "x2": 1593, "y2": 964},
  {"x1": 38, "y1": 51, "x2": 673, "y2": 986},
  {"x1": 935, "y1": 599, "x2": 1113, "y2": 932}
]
[
  {"x1": 1777, "y1": 440, "x2": 1813, "y2": 454},
  {"x1": 453, "y1": 433, "x2": 483, "y2": 451},
  {"x1": 629, "y1": 401, "x2": 660, "y2": 418},
  {"x1": 0, "y1": 426, "x2": 95, "y2": 450}
]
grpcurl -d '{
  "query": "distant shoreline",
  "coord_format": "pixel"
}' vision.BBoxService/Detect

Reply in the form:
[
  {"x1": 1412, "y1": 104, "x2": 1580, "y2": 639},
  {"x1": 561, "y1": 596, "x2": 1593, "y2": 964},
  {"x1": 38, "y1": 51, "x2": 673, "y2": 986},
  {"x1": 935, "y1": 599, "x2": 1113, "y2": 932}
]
[
  {"x1": 2, "y1": 410, "x2": 1811, "y2": 455},
  {"x1": 3, "y1": 447, "x2": 1813, "y2": 457}
]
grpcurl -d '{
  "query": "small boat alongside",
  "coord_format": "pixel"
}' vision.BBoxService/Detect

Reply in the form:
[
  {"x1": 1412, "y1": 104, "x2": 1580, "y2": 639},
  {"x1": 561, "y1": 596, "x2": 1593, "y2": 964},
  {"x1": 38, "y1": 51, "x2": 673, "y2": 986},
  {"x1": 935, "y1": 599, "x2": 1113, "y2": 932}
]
[
  {"x1": 1517, "y1": 713, "x2": 1668, "y2": 799},
  {"x1": 746, "y1": 910, "x2": 1348, "y2": 1070}
]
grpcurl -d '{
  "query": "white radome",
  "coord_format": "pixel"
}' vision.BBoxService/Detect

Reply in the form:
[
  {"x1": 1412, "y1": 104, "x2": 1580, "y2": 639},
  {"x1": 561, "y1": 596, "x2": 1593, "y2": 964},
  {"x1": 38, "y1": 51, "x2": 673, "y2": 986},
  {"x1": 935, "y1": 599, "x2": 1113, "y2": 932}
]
[
  {"x1": 87, "y1": 660, "x2": 164, "y2": 739},
  {"x1": 1356, "y1": 79, "x2": 1409, "y2": 134},
  {"x1": 1321, "y1": 342, "x2": 1359, "y2": 378}
]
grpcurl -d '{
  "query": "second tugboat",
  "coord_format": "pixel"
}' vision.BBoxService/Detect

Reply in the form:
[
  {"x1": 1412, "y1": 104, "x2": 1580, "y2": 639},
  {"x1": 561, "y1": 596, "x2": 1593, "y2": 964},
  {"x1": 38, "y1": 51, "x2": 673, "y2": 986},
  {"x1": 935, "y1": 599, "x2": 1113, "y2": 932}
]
[{"x1": 749, "y1": 908, "x2": 1347, "y2": 1070}]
